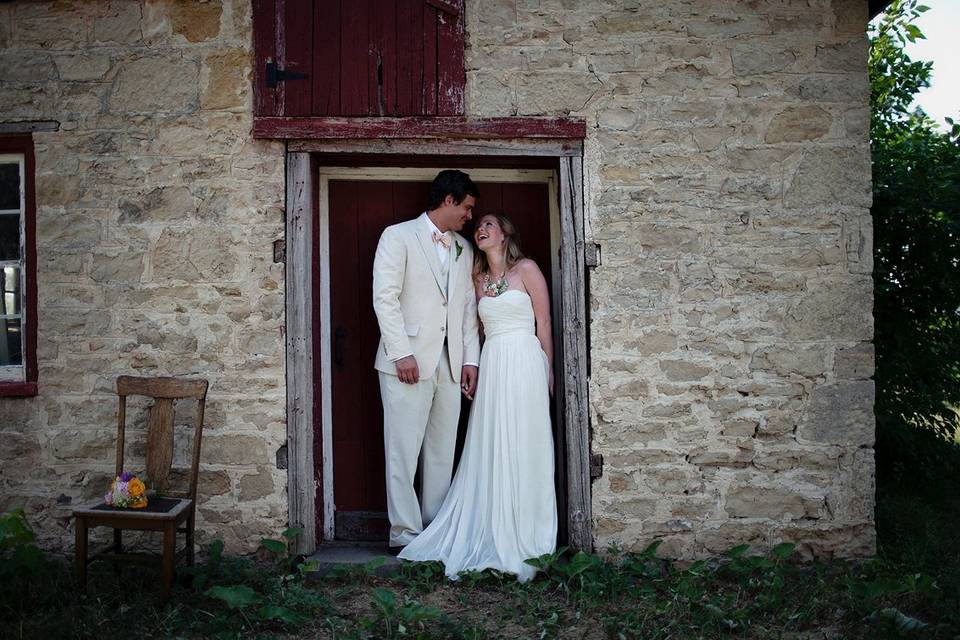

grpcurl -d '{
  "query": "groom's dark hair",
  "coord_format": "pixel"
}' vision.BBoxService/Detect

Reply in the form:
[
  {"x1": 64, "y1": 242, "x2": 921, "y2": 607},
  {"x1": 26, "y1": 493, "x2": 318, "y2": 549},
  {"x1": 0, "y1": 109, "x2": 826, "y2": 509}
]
[{"x1": 426, "y1": 170, "x2": 479, "y2": 210}]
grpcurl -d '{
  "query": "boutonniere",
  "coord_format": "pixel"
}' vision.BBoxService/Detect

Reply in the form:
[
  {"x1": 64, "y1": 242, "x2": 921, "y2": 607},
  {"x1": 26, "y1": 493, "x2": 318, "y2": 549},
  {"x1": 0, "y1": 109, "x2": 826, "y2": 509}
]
[{"x1": 455, "y1": 241, "x2": 463, "y2": 261}]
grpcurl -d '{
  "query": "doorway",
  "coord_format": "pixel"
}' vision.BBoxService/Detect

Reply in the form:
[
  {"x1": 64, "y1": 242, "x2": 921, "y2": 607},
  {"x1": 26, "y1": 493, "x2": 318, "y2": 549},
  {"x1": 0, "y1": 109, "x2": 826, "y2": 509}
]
[{"x1": 315, "y1": 167, "x2": 561, "y2": 542}]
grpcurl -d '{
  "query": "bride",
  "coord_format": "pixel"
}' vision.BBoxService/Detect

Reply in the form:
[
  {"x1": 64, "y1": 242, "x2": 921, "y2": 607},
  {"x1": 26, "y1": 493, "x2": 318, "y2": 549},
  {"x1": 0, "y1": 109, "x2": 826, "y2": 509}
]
[{"x1": 398, "y1": 213, "x2": 557, "y2": 582}]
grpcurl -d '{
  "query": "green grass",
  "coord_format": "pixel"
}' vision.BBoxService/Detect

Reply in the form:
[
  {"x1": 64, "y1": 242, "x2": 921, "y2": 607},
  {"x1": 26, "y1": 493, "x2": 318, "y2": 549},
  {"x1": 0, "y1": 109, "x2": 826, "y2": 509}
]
[{"x1": 2, "y1": 477, "x2": 958, "y2": 639}]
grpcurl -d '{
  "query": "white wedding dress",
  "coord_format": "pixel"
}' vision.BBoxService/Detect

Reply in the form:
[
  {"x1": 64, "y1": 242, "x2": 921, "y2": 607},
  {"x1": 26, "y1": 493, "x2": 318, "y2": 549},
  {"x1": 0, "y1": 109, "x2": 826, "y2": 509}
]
[{"x1": 398, "y1": 289, "x2": 557, "y2": 582}]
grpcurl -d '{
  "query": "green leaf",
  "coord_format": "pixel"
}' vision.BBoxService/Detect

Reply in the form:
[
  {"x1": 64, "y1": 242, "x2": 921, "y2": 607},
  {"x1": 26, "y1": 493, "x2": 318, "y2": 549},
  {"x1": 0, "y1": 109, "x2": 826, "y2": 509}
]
[
  {"x1": 257, "y1": 604, "x2": 307, "y2": 624},
  {"x1": 772, "y1": 542, "x2": 796, "y2": 559},
  {"x1": 727, "y1": 544, "x2": 750, "y2": 558},
  {"x1": 205, "y1": 584, "x2": 260, "y2": 609},
  {"x1": 281, "y1": 527, "x2": 303, "y2": 540},
  {"x1": 260, "y1": 538, "x2": 287, "y2": 554},
  {"x1": 372, "y1": 587, "x2": 396, "y2": 609}
]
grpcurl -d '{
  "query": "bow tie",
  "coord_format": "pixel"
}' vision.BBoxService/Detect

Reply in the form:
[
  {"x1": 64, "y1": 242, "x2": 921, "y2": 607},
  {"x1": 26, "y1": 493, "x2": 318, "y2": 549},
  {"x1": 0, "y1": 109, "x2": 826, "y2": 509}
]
[{"x1": 432, "y1": 231, "x2": 451, "y2": 250}]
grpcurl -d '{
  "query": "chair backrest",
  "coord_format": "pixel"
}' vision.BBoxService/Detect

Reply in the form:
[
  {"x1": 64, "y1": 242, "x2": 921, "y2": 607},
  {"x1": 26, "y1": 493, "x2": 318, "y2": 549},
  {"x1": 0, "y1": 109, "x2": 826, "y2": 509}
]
[{"x1": 115, "y1": 375, "x2": 209, "y2": 501}]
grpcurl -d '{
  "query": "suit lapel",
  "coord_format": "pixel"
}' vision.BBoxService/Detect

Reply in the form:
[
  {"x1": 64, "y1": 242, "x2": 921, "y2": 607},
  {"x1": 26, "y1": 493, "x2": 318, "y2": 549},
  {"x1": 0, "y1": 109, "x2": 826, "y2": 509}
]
[
  {"x1": 413, "y1": 213, "x2": 448, "y2": 300},
  {"x1": 447, "y1": 234, "x2": 462, "y2": 302}
]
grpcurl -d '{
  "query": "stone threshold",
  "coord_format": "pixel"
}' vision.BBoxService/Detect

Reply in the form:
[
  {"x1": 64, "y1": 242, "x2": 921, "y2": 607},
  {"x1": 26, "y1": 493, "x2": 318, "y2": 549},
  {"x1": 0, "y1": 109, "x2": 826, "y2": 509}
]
[{"x1": 304, "y1": 541, "x2": 402, "y2": 579}]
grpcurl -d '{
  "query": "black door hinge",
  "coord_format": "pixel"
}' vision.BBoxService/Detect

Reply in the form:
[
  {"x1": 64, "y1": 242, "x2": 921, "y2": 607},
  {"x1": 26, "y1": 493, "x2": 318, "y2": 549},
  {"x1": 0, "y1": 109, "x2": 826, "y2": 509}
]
[{"x1": 266, "y1": 61, "x2": 309, "y2": 89}]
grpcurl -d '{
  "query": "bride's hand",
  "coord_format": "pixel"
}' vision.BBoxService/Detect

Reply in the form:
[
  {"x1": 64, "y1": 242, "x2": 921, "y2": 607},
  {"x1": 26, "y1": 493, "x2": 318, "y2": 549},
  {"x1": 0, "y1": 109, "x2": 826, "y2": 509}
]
[{"x1": 548, "y1": 369, "x2": 554, "y2": 396}]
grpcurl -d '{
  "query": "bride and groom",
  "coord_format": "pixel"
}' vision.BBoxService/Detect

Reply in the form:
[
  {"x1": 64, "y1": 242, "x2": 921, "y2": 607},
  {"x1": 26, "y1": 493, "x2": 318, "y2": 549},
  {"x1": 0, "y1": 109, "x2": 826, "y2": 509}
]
[{"x1": 372, "y1": 169, "x2": 557, "y2": 582}]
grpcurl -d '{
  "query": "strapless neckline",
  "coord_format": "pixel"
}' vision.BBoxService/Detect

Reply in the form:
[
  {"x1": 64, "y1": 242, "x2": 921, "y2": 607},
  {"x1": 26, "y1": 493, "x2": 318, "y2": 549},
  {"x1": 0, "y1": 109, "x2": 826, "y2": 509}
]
[{"x1": 479, "y1": 289, "x2": 529, "y2": 303}]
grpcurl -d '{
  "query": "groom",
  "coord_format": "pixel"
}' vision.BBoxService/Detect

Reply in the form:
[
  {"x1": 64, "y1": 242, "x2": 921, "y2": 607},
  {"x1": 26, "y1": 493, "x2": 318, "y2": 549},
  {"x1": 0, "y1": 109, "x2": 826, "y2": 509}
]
[{"x1": 372, "y1": 170, "x2": 482, "y2": 551}]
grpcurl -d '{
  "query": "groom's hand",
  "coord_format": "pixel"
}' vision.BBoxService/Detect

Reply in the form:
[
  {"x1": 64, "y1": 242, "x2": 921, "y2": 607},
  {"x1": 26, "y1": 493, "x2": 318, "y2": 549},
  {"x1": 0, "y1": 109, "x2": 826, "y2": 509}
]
[
  {"x1": 395, "y1": 356, "x2": 420, "y2": 384},
  {"x1": 461, "y1": 365, "x2": 478, "y2": 399}
]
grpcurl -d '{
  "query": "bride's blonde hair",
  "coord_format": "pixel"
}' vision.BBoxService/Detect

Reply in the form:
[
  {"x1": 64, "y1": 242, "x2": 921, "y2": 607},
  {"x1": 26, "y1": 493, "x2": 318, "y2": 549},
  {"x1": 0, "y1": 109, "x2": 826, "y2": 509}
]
[{"x1": 473, "y1": 213, "x2": 525, "y2": 276}]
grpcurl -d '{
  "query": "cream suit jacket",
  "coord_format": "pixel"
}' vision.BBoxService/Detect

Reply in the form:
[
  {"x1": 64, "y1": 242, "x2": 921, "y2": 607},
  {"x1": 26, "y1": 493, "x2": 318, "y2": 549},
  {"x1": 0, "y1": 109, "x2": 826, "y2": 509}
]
[{"x1": 372, "y1": 213, "x2": 481, "y2": 382}]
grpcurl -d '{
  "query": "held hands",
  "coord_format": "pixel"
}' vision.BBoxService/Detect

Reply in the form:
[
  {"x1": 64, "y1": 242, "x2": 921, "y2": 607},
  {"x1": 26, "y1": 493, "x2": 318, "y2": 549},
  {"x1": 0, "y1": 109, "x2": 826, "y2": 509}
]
[
  {"x1": 394, "y1": 355, "x2": 420, "y2": 384},
  {"x1": 461, "y1": 365, "x2": 478, "y2": 399}
]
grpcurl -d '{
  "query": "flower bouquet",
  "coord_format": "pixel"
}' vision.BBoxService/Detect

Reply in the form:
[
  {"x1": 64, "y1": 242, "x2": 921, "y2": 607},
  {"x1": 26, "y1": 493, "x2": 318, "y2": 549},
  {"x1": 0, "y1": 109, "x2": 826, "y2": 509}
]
[{"x1": 104, "y1": 471, "x2": 148, "y2": 508}]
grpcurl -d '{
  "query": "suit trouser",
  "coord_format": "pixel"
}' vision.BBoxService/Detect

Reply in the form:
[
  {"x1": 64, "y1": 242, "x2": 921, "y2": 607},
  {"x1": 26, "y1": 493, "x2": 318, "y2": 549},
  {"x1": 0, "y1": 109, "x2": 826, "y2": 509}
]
[{"x1": 379, "y1": 346, "x2": 461, "y2": 547}]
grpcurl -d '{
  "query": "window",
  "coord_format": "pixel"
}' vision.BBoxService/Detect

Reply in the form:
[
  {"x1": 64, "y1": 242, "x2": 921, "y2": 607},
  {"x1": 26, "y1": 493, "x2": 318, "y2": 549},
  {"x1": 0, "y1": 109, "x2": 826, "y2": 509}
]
[{"x1": 0, "y1": 136, "x2": 37, "y2": 396}]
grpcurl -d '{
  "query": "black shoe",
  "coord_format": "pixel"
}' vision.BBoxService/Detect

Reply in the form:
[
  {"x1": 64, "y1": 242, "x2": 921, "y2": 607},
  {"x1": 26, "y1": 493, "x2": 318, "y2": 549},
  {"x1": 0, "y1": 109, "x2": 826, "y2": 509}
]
[{"x1": 387, "y1": 545, "x2": 404, "y2": 557}]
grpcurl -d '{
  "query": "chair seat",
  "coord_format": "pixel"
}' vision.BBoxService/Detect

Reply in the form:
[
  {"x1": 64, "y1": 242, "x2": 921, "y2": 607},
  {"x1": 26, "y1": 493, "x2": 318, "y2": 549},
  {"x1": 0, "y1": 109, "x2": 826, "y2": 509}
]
[{"x1": 73, "y1": 497, "x2": 193, "y2": 527}]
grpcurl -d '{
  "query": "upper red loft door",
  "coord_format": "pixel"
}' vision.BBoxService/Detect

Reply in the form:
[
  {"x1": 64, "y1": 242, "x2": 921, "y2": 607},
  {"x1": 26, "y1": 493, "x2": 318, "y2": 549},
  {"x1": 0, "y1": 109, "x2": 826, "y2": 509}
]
[{"x1": 252, "y1": 0, "x2": 466, "y2": 118}]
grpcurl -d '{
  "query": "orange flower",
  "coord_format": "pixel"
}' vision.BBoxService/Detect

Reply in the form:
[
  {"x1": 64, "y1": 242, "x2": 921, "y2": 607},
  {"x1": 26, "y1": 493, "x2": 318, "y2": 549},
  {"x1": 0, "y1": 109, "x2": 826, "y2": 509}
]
[
  {"x1": 128, "y1": 478, "x2": 146, "y2": 498},
  {"x1": 130, "y1": 496, "x2": 147, "y2": 508}
]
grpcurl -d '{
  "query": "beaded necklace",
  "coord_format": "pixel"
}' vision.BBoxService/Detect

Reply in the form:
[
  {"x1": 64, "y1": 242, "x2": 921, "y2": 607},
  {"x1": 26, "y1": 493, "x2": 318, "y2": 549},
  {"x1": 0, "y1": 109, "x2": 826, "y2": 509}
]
[{"x1": 482, "y1": 270, "x2": 509, "y2": 297}]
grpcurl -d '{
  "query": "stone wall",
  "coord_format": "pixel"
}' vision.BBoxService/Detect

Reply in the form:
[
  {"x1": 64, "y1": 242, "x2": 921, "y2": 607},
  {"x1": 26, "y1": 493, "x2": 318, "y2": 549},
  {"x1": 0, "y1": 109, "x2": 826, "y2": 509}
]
[
  {"x1": 0, "y1": 0, "x2": 287, "y2": 552},
  {"x1": 465, "y1": 0, "x2": 875, "y2": 558},
  {"x1": 0, "y1": 0, "x2": 875, "y2": 559}
]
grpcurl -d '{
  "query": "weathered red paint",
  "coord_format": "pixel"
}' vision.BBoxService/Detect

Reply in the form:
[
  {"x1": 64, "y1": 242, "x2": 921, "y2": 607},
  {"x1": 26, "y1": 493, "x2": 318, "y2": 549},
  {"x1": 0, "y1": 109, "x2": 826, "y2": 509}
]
[
  {"x1": 252, "y1": 0, "x2": 466, "y2": 117},
  {"x1": 252, "y1": 116, "x2": 588, "y2": 139}
]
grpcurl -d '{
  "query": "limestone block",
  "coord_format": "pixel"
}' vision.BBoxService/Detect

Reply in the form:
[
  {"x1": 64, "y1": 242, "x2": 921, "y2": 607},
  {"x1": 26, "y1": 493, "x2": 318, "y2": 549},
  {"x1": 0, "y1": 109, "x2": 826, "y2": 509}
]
[
  {"x1": 731, "y1": 45, "x2": 797, "y2": 76},
  {"x1": 609, "y1": 496, "x2": 658, "y2": 519},
  {"x1": 10, "y1": 3, "x2": 85, "y2": 49},
  {"x1": 516, "y1": 71, "x2": 603, "y2": 115},
  {"x1": 797, "y1": 381, "x2": 874, "y2": 446},
  {"x1": 695, "y1": 522, "x2": 768, "y2": 554},
  {"x1": 752, "y1": 447, "x2": 839, "y2": 472},
  {"x1": 118, "y1": 186, "x2": 198, "y2": 224},
  {"x1": 692, "y1": 126, "x2": 735, "y2": 151},
  {"x1": 834, "y1": 343, "x2": 874, "y2": 379},
  {"x1": 776, "y1": 522, "x2": 876, "y2": 560},
  {"x1": 795, "y1": 74, "x2": 868, "y2": 104},
  {"x1": 765, "y1": 105, "x2": 832, "y2": 143},
  {"x1": 171, "y1": 0, "x2": 223, "y2": 43},
  {"x1": 202, "y1": 435, "x2": 269, "y2": 465},
  {"x1": 815, "y1": 41, "x2": 868, "y2": 72},
  {"x1": 688, "y1": 446, "x2": 754, "y2": 468},
  {"x1": 606, "y1": 471, "x2": 638, "y2": 493},
  {"x1": 59, "y1": 83, "x2": 110, "y2": 116},
  {"x1": 660, "y1": 360, "x2": 711, "y2": 381},
  {"x1": 832, "y1": 0, "x2": 869, "y2": 36},
  {"x1": 0, "y1": 432, "x2": 42, "y2": 463},
  {"x1": 598, "y1": 106, "x2": 638, "y2": 131},
  {"x1": 153, "y1": 113, "x2": 248, "y2": 157},
  {"x1": 41, "y1": 309, "x2": 111, "y2": 337},
  {"x1": 0, "y1": 51, "x2": 57, "y2": 83},
  {"x1": 37, "y1": 212, "x2": 102, "y2": 250},
  {"x1": 724, "y1": 485, "x2": 821, "y2": 520},
  {"x1": 466, "y1": 70, "x2": 517, "y2": 117},
  {"x1": 749, "y1": 345, "x2": 828, "y2": 378},
  {"x1": 239, "y1": 467, "x2": 275, "y2": 501},
  {"x1": 843, "y1": 107, "x2": 870, "y2": 140},
  {"x1": 784, "y1": 279, "x2": 873, "y2": 341},
  {"x1": 151, "y1": 227, "x2": 240, "y2": 281},
  {"x1": 50, "y1": 429, "x2": 115, "y2": 461},
  {"x1": 108, "y1": 54, "x2": 200, "y2": 115},
  {"x1": 54, "y1": 53, "x2": 113, "y2": 81},
  {"x1": 686, "y1": 15, "x2": 772, "y2": 39},
  {"x1": 35, "y1": 174, "x2": 83, "y2": 207},
  {"x1": 202, "y1": 48, "x2": 250, "y2": 111},
  {"x1": 91, "y1": 2, "x2": 142, "y2": 45},
  {"x1": 90, "y1": 251, "x2": 145, "y2": 284}
]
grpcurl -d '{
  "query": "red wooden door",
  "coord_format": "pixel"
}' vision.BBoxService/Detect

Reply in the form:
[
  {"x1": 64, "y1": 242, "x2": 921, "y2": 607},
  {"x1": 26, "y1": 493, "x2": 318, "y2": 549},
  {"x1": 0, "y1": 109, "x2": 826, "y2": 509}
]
[
  {"x1": 253, "y1": 0, "x2": 465, "y2": 117},
  {"x1": 324, "y1": 178, "x2": 553, "y2": 541}
]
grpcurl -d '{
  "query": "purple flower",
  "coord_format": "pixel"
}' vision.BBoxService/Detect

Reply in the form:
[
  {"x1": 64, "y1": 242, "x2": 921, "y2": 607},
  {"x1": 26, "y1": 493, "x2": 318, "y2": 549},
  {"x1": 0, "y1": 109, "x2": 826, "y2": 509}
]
[{"x1": 119, "y1": 471, "x2": 134, "y2": 482}]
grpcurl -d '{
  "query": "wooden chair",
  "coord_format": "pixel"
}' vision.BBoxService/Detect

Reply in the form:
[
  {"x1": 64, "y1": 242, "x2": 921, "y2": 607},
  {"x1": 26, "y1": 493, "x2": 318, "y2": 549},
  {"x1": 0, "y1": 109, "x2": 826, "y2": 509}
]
[{"x1": 72, "y1": 375, "x2": 209, "y2": 601}]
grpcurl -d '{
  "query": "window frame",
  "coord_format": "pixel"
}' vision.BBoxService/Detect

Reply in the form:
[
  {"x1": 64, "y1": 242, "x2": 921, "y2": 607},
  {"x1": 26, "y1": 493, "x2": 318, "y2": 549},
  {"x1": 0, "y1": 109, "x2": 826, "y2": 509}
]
[{"x1": 0, "y1": 136, "x2": 38, "y2": 397}]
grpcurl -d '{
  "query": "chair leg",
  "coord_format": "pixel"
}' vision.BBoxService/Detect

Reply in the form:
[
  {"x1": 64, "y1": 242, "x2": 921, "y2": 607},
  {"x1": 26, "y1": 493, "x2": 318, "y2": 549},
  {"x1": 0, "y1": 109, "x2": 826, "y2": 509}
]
[
  {"x1": 161, "y1": 522, "x2": 175, "y2": 603},
  {"x1": 112, "y1": 529, "x2": 124, "y2": 581},
  {"x1": 186, "y1": 512, "x2": 195, "y2": 566},
  {"x1": 75, "y1": 518, "x2": 88, "y2": 594}
]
